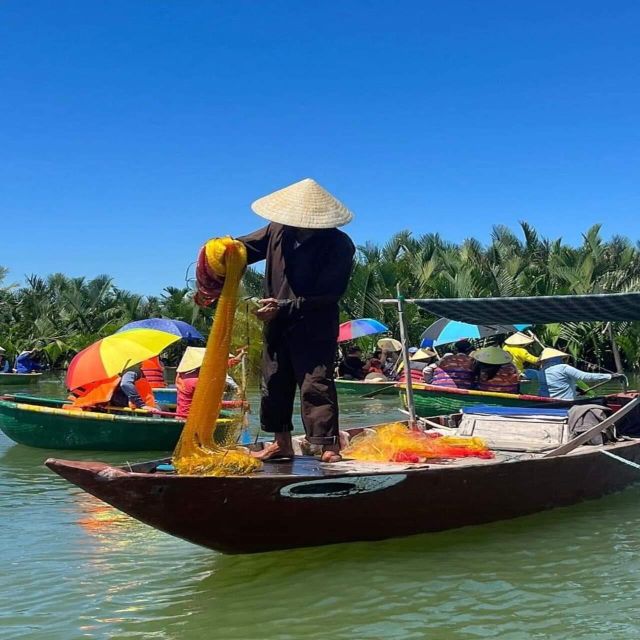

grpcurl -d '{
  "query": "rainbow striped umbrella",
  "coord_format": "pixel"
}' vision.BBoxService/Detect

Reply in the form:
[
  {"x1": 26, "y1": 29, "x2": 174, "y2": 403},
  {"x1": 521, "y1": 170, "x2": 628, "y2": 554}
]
[{"x1": 338, "y1": 318, "x2": 388, "y2": 343}]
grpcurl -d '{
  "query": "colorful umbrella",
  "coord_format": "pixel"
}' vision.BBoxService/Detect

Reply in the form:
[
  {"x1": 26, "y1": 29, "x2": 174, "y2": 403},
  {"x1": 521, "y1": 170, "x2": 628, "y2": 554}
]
[
  {"x1": 420, "y1": 318, "x2": 531, "y2": 348},
  {"x1": 66, "y1": 329, "x2": 180, "y2": 390},
  {"x1": 338, "y1": 318, "x2": 388, "y2": 343},
  {"x1": 117, "y1": 318, "x2": 204, "y2": 341}
]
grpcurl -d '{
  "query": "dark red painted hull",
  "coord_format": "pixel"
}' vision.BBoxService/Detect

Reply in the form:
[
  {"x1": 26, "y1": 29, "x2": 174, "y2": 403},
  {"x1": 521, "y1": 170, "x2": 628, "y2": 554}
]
[{"x1": 46, "y1": 439, "x2": 640, "y2": 554}]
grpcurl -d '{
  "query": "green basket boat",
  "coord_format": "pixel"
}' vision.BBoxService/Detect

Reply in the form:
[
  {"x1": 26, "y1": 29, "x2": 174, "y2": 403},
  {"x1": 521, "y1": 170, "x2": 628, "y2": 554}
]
[
  {"x1": 0, "y1": 395, "x2": 234, "y2": 451},
  {"x1": 0, "y1": 372, "x2": 42, "y2": 386},
  {"x1": 334, "y1": 379, "x2": 397, "y2": 396},
  {"x1": 401, "y1": 383, "x2": 583, "y2": 418}
]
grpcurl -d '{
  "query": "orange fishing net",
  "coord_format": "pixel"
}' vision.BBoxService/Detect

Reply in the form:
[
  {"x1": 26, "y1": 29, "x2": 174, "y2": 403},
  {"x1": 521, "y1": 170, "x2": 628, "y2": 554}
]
[
  {"x1": 342, "y1": 423, "x2": 494, "y2": 463},
  {"x1": 173, "y1": 237, "x2": 262, "y2": 476}
]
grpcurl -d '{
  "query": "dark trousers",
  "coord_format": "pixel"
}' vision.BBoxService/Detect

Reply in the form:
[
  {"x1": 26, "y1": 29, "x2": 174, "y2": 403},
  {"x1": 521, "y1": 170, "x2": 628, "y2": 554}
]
[{"x1": 260, "y1": 335, "x2": 339, "y2": 445}]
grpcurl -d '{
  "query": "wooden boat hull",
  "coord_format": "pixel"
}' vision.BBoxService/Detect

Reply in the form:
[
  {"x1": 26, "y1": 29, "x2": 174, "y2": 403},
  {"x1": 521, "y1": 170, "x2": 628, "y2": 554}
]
[
  {"x1": 0, "y1": 398, "x2": 235, "y2": 451},
  {"x1": 335, "y1": 379, "x2": 396, "y2": 396},
  {"x1": 0, "y1": 399, "x2": 186, "y2": 450},
  {"x1": 405, "y1": 384, "x2": 583, "y2": 417},
  {"x1": 0, "y1": 373, "x2": 42, "y2": 385},
  {"x1": 46, "y1": 436, "x2": 640, "y2": 554}
]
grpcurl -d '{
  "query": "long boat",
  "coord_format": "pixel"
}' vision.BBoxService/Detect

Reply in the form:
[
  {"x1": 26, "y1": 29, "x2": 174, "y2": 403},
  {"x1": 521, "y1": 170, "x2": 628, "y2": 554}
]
[
  {"x1": 335, "y1": 378, "x2": 397, "y2": 396},
  {"x1": 44, "y1": 291, "x2": 640, "y2": 553},
  {"x1": 0, "y1": 395, "x2": 235, "y2": 451},
  {"x1": 0, "y1": 372, "x2": 42, "y2": 385},
  {"x1": 46, "y1": 392, "x2": 640, "y2": 553},
  {"x1": 403, "y1": 383, "x2": 599, "y2": 417}
]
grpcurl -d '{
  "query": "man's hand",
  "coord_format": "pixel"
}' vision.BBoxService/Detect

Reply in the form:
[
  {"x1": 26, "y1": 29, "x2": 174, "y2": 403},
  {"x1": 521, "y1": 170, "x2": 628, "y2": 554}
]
[{"x1": 253, "y1": 298, "x2": 279, "y2": 323}]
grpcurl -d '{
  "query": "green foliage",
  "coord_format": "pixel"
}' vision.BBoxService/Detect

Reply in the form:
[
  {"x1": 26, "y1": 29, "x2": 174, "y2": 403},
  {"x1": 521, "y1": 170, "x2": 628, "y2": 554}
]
[
  {"x1": 0, "y1": 269, "x2": 263, "y2": 372},
  {"x1": 342, "y1": 223, "x2": 640, "y2": 371},
  {"x1": 2, "y1": 222, "x2": 640, "y2": 373}
]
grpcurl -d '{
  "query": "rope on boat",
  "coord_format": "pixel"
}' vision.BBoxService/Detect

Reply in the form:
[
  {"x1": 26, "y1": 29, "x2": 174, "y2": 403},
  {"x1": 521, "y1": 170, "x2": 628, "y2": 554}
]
[{"x1": 600, "y1": 449, "x2": 640, "y2": 471}]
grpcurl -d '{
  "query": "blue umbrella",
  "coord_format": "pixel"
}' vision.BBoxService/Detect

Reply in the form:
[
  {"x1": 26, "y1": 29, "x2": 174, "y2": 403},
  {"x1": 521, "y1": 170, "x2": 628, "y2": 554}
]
[
  {"x1": 117, "y1": 318, "x2": 204, "y2": 341},
  {"x1": 420, "y1": 318, "x2": 530, "y2": 348}
]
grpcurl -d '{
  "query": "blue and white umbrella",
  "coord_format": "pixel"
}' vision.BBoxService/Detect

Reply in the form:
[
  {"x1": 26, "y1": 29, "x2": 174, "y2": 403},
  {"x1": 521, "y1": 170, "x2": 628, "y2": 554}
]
[
  {"x1": 420, "y1": 318, "x2": 531, "y2": 348},
  {"x1": 117, "y1": 318, "x2": 204, "y2": 342}
]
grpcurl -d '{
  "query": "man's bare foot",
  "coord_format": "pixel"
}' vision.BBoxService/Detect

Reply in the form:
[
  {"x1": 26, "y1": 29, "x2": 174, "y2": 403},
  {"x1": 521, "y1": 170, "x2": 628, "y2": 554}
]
[
  {"x1": 250, "y1": 433, "x2": 295, "y2": 460},
  {"x1": 321, "y1": 444, "x2": 342, "y2": 463}
]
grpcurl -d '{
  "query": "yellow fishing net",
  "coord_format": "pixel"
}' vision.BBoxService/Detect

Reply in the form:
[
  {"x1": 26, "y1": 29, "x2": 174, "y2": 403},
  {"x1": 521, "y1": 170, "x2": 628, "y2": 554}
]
[
  {"x1": 173, "y1": 237, "x2": 262, "y2": 476},
  {"x1": 342, "y1": 423, "x2": 493, "y2": 463}
]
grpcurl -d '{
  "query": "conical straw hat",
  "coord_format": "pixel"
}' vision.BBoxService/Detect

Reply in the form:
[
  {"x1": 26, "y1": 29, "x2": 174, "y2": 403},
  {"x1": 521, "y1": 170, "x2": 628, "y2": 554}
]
[
  {"x1": 471, "y1": 347, "x2": 513, "y2": 365},
  {"x1": 176, "y1": 347, "x2": 206, "y2": 373},
  {"x1": 539, "y1": 347, "x2": 569, "y2": 362},
  {"x1": 378, "y1": 338, "x2": 402, "y2": 352},
  {"x1": 504, "y1": 332, "x2": 534, "y2": 346},
  {"x1": 251, "y1": 178, "x2": 353, "y2": 229},
  {"x1": 411, "y1": 348, "x2": 437, "y2": 362}
]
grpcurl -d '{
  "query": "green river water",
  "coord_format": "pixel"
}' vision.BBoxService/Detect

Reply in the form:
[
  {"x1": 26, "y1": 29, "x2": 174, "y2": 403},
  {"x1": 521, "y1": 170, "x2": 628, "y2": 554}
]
[{"x1": 2, "y1": 374, "x2": 640, "y2": 639}]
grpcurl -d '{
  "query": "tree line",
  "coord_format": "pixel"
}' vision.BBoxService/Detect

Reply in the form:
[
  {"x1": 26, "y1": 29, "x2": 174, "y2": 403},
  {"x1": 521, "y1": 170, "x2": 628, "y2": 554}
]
[{"x1": 1, "y1": 223, "x2": 639, "y2": 374}]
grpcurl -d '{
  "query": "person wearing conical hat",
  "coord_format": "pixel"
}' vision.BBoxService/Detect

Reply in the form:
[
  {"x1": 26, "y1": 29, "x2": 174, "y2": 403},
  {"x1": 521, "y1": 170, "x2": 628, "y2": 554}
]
[
  {"x1": 523, "y1": 347, "x2": 620, "y2": 401},
  {"x1": 175, "y1": 347, "x2": 244, "y2": 418},
  {"x1": 471, "y1": 347, "x2": 521, "y2": 394},
  {"x1": 234, "y1": 178, "x2": 355, "y2": 462},
  {"x1": 398, "y1": 348, "x2": 437, "y2": 383},
  {"x1": 502, "y1": 332, "x2": 539, "y2": 372}
]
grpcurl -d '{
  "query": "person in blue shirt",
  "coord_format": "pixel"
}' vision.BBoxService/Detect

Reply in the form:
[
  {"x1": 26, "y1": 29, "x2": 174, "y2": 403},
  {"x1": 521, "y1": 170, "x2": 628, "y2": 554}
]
[
  {"x1": 0, "y1": 347, "x2": 10, "y2": 373},
  {"x1": 525, "y1": 348, "x2": 622, "y2": 400},
  {"x1": 14, "y1": 349, "x2": 44, "y2": 373}
]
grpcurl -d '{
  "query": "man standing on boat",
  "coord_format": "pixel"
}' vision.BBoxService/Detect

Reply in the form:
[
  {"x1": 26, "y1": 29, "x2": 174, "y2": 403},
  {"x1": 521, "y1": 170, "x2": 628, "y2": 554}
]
[{"x1": 237, "y1": 178, "x2": 355, "y2": 462}]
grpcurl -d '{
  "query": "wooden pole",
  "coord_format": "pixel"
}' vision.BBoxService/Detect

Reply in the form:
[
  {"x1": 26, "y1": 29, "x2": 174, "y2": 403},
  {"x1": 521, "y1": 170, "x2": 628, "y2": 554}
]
[
  {"x1": 395, "y1": 284, "x2": 418, "y2": 429},
  {"x1": 607, "y1": 322, "x2": 624, "y2": 375}
]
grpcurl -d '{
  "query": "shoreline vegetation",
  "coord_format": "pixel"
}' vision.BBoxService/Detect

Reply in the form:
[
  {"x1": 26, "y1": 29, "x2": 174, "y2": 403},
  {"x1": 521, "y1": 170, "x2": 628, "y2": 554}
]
[{"x1": 1, "y1": 223, "x2": 639, "y2": 374}]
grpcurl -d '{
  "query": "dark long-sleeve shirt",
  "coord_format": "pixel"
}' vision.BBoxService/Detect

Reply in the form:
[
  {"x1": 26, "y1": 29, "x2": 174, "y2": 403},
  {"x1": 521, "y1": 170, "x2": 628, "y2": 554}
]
[{"x1": 238, "y1": 223, "x2": 355, "y2": 341}]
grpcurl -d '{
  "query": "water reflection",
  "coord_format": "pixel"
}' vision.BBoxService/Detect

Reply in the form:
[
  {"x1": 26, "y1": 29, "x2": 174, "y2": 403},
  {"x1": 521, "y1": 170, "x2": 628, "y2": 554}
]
[{"x1": 2, "y1": 375, "x2": 640, "y2": 639}]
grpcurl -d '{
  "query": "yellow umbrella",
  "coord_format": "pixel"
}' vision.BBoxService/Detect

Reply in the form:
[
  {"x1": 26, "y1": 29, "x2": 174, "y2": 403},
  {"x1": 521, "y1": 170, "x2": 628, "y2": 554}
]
[{"x1": 66, "y1": 329, "x2": 180, "y2": 390}]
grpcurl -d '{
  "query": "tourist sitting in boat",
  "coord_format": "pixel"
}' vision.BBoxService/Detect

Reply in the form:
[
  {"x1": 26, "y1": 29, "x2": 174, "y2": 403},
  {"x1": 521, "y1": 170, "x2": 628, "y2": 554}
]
[
  {"x1": 110, "y1": 366, "x2": 160, "y2": 413},
  {"x1": 525, "y1": 348, "x2": 618, "y2": 400},
  {"x1": 472, "y1": 346, "x2": 520, "y2": 394},
  {"x1": 397, "y1": 348, "x2": 437, "y2": 382},
  {"x1": 339, "y1": 345, "x2": 367, "y2": 380},
  {"x1": 367, "y1": 351, "x2": 384, "y2": 373},
  {"x1": 140, "y1": 356, "x2": 166, "y2": 388},
  {"x1": 503, "y1": 332, "x2": 539, "y2": 372},
  {"x1": 14, "y1": 349, "x2": 44, "y2": 373},
  {"x1": 175, "y1": 347, "x2": 244, "y2": 417},
  {"x1": 0, "y1": 347, "x2": 10, "y2": 373},
  {"x1": 429, "y1": 339, "x2": 475, "y2": 389}
]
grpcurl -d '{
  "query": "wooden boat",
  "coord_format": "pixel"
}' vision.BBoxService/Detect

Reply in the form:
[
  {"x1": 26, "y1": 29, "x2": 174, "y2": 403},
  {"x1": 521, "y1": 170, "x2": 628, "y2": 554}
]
[
  {"x1": 0, "y1": 372, "x2": 42, "y2": 385},
  {"x1": 45, "y1": 393, "x2": 640, "y2": 554},
  {"x1": 335, "y1": 378, "x2": 396, "y2": 396},
  {"x1": 403, "y1": 383, "x2": 597, "y2": 417},
  {"x1": 43, "y1": 291, "x2": 640, "y2": 553},
  {"x1": 0, "y1": 395, "x2": 235, "y2": 451}
]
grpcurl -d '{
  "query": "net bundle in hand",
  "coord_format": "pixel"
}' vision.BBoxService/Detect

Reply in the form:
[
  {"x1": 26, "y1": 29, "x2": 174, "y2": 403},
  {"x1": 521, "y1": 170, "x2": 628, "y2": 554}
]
[
  {"x1": 342, "y1": 423, "x2": 494, "y2": 463},
  {"x1": 173, "y1": 237, "x2": 262, "y2": 476}
]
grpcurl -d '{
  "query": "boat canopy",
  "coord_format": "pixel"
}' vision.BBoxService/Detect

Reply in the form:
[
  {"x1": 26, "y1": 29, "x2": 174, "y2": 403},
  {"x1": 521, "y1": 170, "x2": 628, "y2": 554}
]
[{"x1": 411, "y1": 291, "x2": 640, "y2": 325}]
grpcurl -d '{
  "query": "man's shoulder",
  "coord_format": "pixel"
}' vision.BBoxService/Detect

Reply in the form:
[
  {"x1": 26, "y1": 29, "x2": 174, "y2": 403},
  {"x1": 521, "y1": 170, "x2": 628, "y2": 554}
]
[{"x1": 329, "y1": 228, "x2": 356, "y2": 254}]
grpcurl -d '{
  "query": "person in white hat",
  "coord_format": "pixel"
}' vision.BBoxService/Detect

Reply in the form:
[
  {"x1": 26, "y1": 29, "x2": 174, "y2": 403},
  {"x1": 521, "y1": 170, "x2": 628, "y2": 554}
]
[
  {"x1": 236, "y1": 178, "x2": 355, "y2": 462},
  {"x1": 502, "y1": 332, "x2": 539, "y2": 372},
  {"x1": 524, "y1": 348, "x2": 622, "y2": 401},
  {"x1": 0, "y1": 347, "x2": 10, "y2": 373}
]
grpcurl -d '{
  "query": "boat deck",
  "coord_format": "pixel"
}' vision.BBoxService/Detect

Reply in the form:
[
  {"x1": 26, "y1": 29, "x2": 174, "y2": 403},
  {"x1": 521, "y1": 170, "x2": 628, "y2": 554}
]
[{"x1": 135, "y1": 450, "x2": 526, "y2": 478}]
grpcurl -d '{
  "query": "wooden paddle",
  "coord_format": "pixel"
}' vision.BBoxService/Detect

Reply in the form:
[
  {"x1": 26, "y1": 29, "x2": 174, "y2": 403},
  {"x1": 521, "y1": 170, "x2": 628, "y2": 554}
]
[
  {"x1": 544, "y1": 396, "x2": 640, "y2": 458},
  {"x1": 360, "y1": 383, "x2": 399, "y2": 399}
]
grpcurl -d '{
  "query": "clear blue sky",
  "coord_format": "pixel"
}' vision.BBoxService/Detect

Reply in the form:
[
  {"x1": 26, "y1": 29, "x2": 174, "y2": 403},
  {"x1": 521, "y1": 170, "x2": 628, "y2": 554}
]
[{"x1": 2, "y1": 1, "x2": 639, "y2": 294}]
